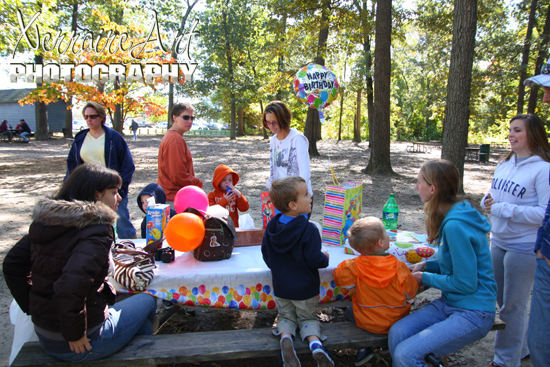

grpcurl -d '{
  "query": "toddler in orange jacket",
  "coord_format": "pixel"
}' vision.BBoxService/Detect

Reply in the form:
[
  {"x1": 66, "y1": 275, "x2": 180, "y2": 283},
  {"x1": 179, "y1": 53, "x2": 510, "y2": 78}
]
[
  {"x1": 333, "y1": 217, "x2": 418, "y2": 366},
  {"x1": 207, "y1": 164, "x2": 249, "y2": 227}
]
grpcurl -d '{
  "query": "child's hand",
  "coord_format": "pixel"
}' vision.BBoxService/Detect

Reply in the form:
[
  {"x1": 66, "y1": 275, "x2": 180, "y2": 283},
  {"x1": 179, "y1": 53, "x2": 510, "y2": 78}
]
[
  {"x1": 323, "y1": 251, "x2": 329, "y2": 260},
  {"x1": 223, "y1": 192, "x2": 236, "y2": 202},
  {"x1": 228, "y1": 184, "x2": 241, "y2": 198}
]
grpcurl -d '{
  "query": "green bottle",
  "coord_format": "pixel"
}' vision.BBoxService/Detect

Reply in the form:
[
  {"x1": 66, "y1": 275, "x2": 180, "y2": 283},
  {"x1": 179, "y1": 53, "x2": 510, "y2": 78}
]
[{"x1": 382, "y1": 193, "x2": 399, "y2": 230}]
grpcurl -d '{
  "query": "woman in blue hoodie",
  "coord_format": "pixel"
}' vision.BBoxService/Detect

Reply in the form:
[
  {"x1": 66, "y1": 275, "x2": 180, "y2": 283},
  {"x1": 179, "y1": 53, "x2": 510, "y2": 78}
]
[{"x1": 388, "y1": 160, "x2": 497, "y2": 367}]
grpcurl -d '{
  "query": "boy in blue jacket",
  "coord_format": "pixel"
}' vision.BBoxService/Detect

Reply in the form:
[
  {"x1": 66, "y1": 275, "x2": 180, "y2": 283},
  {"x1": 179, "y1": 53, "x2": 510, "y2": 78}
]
[{"x1": 261, "y1": 176, "x2": 333, "y2": 367}]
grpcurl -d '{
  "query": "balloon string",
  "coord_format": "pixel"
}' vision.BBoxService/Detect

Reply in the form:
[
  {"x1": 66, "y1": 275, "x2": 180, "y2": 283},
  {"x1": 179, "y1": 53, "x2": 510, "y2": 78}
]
[{"x1": 330, "y1": 166, "x2": 340, "y2": 186}]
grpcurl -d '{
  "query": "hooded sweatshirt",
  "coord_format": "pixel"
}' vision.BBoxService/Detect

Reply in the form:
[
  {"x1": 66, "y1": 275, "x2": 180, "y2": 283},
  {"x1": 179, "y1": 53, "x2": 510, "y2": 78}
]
[
  {"x1": 481, "y1": 154, "x2": 550, "y2": 254},
  {"x1": 535, "y1": 197, "x2": 550, "y2": 259},
  {"x1": 422, "y1": 200, "x2": 497, "y2": 312},
  {"x1": 261, "y1": 214, "x2": 329, "y2": 300},
  {"x1": 137, "y1": 183, "x2": 177, "y2": 238},
  {"x1": 207, "y1": 164, "x2": 249, "y2": 227},
  {"x1": 333, "y1": 254, "x2": 418, "y2": 334}
]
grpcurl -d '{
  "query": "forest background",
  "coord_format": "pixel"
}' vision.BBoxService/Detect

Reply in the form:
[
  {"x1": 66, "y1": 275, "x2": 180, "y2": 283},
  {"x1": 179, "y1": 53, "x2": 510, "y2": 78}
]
[{"x1": 2, "y1": 0, "x2": 550, "y2": 178}]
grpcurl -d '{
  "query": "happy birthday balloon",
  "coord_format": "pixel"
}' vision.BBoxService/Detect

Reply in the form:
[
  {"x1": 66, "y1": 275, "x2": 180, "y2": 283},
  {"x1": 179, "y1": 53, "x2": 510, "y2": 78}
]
[
  {"x1": 293, "y1": 64, "x2": 339, "y2": 123},
  {"x1": 164, "y1": 213, "x2": 205, "y2": 252},
  {"x1": 174, "y1": 186, "x2": 208, "y2": 214}
]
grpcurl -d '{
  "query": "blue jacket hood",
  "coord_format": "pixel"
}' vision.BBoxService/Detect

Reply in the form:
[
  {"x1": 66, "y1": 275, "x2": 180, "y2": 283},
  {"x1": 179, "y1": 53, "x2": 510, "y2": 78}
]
[
  {"x1": 137, "y1": 183, "x2": 168, "y2": 214},
  {"x1": 441, "y1": 200, "x2": 491, "y2": 235}
]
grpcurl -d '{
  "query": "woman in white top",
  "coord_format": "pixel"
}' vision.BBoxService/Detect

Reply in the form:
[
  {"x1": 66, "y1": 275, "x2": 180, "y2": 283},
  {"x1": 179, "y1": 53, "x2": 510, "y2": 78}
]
[
  {"x1": 482, "y1": 113, "x2": 550, "y2": 367},
  {"x1": 262, "y1": 101, "x2": 312, "y2": 213}
]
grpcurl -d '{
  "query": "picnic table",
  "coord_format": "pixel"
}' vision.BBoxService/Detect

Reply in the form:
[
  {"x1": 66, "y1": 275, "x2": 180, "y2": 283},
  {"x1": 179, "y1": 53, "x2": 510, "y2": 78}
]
[
  {"x1": 406, "y1": 142, "x2": 431, "y2": 153},
  {"x1": 465, "y1": 147, "x2": 479, "y2": 161},
  {"x1": 114, "y1": 229, "x2": 437, "y2": 309}
]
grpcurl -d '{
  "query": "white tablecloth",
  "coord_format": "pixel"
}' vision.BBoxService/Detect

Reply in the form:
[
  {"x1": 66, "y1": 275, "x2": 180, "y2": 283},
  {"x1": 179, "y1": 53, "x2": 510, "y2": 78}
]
[{"x1": 116, "y1": 230, "x2": 436, "y2": 310}]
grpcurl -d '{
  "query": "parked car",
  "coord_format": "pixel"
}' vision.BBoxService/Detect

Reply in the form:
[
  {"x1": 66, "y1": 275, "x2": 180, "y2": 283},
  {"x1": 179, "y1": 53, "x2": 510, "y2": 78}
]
[
  {"x1": 155, "y1": 122, "x2": 168, "y2": 129},
  {"x1": 190, "y1": 122, "x2": 207, "y2": 130},
  {"x1": 72, "y1": 120, "x2": 86, "y2": 131},
  {"x1": 136, "y1": 120, "x2": 154, "y2": 128}
]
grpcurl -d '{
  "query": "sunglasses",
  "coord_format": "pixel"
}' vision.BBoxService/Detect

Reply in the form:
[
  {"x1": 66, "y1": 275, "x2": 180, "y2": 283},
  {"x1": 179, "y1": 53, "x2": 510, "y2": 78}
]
[
  {"x1": 84, "y1": 114, "x2": 99, "y2": 120},
  {"x1": 181, "y1": 115, "x2": 195, "y2": 121}
]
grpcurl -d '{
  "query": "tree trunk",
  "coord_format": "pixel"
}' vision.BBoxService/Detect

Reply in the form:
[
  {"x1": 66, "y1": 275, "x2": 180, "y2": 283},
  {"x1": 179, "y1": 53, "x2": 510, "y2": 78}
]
[
  {"x1": 338, "y1": 62, "x2": 345, "y2": 142},
  {"x1": 168, "y1": 83, "x2": 174, "y2": 128},
  {"x1": 441, "y1": 0, "x2": 478, "y2": 192},
  {"x1": 365, "y1": 36, "x2": 374, "y2": 147},
  {"x1": 237, "y1": 107, "x2": 245, "y2": 136},
  {"x1": 304, "y1": 0, "x2": 330, "y2": 154},
  {"x1": 276, "y1": 12, "x2": 287, "y2": 101},
  {"x1": 364, "y1": 0, "x2": 393, "y2": 175},
  {"x1": 222, "y1": 8, "x2": 237, "y2": 141},
  {"x1": 64, "y1": 3, "x2": 78, "y2": 138},
  {"x1": 517, "y1": 0, "x2": 538, "y2": 114},
  {"x1": 33, "y1": 54, "x2": 48, "y2": 140},
  {"x1": 354, "y1": 89, "x2": 362, "y2": 143},
  {"x1": 528, "y1": 3, "x2": 550, "y2": 113}
]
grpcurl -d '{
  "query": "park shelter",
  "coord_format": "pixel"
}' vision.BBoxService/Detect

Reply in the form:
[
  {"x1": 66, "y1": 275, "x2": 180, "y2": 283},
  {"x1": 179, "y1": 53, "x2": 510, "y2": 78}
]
[{"x1": 0, "y1": 89, "x2": 66, "y2": 133}]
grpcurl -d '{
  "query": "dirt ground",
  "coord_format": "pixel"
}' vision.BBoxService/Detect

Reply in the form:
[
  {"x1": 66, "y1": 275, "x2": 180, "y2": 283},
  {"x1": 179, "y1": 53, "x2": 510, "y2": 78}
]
[{"x1": 0, "y1": 135, "x2": 533, "y2": 366}]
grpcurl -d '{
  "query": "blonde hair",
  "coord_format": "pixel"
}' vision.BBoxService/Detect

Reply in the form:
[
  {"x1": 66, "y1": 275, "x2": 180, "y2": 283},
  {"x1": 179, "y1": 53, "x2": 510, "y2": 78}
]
[
  {"x1": 348, "y1": 217, "x2": 386, "y2": 254},
  {"x1": 82, "y1": 101, "x2": 107, "y2": 125},
  {"x1": 269, "y1": 176, "x2": 305, "y2": 213}
]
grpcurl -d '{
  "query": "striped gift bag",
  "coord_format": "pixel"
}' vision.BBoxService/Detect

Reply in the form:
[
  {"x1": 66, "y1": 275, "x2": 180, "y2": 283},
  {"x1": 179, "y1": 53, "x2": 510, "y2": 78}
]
[{"x1": 321, "y1": 181, "x2": 363, "y2": 246}]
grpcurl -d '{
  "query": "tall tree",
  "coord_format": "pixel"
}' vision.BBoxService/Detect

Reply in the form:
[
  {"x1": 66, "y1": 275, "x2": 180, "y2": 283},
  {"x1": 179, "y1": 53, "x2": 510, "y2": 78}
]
[
  {"x1": 528, "y1": 2, "x2": 550, "y2": 113},
  {"x1": 364, "y1": 0, "x2": 394, "y2": 175},
  {"x1": 441, "y1": 0, "x2": 478, "y2": 190},
  {"x1": 517, "y1": 0, "x2": 538, "y2": 114}
]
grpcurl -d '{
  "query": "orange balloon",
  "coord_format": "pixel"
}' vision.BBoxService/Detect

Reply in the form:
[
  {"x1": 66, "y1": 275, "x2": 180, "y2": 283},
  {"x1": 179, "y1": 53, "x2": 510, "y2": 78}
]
[{"x1": 165, "y1": 213, "x2": 205, "y2": 252}]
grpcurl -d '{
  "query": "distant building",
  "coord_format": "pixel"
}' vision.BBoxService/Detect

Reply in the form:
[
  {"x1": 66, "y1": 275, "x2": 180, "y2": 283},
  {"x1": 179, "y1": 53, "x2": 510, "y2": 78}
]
[{"x1": 0, "y1": 89, "x2": 67, "y2": 132}]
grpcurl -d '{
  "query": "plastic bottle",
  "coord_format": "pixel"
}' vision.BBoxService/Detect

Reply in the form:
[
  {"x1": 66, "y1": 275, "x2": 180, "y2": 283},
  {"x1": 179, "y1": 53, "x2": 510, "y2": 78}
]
[{"x1": 382, "y1": 193, "x2": 399, "y2": 230}]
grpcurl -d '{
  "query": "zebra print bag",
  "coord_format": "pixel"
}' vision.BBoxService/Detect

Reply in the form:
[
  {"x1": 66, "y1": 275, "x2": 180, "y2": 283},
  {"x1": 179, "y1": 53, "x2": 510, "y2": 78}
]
[{"x1": 111, "y1": 240, "x2": 156, "y2": 291}]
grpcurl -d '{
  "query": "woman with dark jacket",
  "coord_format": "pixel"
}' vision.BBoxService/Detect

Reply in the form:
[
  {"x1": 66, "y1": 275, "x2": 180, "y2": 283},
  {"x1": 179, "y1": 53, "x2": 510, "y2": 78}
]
[
  {"x1": 66, "y1": 101, "x2": 136, "y2": 239},
  {"x1": 3, "y1": 163, "x2": 157, "y2": 362}
]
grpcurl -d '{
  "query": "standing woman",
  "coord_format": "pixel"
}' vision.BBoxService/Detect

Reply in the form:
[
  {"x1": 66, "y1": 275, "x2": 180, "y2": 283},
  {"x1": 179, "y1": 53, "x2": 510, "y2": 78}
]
[
  {"x1": 66, "y1": 101, "x2": 136, "y2": 239},
  {"x1": 3, "y1": 163, "x2": 157, "y2": 362},
  {"x1": 157, "y1": 102, "x2": 203, "y2": 204},
  {"x1": 482, "y1": 113, "x2": 550, "y2": 367},
  {"x1": 389, "y1": 160, "x2": 497, "y2": 366},
  {"x1": 262, "y1": 101, "x2": 312, "y2": 211}
]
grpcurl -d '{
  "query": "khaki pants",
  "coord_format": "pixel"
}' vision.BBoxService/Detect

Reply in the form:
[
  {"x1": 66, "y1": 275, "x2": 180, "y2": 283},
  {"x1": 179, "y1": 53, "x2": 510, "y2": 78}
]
[{"x1": 272, "y1": 295, "x2": 325, "y2": 341}]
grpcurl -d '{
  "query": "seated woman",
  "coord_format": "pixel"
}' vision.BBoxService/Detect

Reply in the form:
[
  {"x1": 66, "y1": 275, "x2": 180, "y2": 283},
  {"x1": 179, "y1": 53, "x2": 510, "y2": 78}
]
[
  {"x1": 388, "y1": 160, "x2": 497, "y2": 366},
  {"x1": 3, "y1": 163, "x2": 157, "y2": 362}
]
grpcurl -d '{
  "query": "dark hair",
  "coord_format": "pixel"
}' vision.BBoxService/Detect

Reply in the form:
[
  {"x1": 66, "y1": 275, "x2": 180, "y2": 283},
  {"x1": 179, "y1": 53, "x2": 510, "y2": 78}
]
[
  {"x1": 55, "y1": 163, "x2": 122, "y2": 202},
  {"x1": 262, "y1": 101, "x2": 292, "y2": 131},
  {"x1": 171, "y1": 103, "x2": 194, "y2": 122},
  {"x1": 505, "y1": 114, "x2": 550, "y2": 162},
  {"x1": 269, "y1": 176, "x2": 305, "y2": 213},
  {"x1": 82, "y1": 101, "x2": 107, "y2": 125}
]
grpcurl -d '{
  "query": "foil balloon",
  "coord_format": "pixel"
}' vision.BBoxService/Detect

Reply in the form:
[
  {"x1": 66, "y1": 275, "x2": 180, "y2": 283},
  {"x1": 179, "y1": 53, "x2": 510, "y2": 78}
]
[{"x1": 293, "y1": 64, "x2": 339, "y2": 123}]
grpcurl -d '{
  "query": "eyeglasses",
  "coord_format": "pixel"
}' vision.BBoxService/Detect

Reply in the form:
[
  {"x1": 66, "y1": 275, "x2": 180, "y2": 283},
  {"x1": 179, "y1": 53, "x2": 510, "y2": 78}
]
[
  {"x1": 181, "y1": 115, "x2": 195, "y2": 121},
  {"x1": 266, "y1": 121, "x2": 278, "y2": 127},
  {"x1": 84, "y1": 114, "x2": 99, "y2": 120}
]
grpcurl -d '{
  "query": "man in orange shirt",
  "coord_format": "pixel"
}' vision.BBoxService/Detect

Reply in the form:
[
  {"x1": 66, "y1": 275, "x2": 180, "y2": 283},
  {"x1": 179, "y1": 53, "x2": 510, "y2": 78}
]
[{"x1": 157, "y1": 103, "x2": 203, "y2": 204}]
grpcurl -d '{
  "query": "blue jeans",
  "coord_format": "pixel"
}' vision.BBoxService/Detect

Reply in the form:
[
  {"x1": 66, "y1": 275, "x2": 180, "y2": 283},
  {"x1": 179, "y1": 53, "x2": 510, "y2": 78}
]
[
  {"x1": 528, "y1": 258, "x2": 550, "y2": 367},
  {"x1": 388, "y1": 298, "x2": 495, "y2": 367},
  {"x1": 491, "y1": 245, "x2": 535, "y2": 366},
  {"x1": 19, "y1": 132, "x2": 30, "y2": 142},
  {"x1": 116, "y1": 195, "x2": 136, "y2": 239},
  {"x1": 43, "y1": 293, "x2": 157, "y2": 362},
  {"x1": 133, "y1": 130, "x2": 137, "y2": 140}
]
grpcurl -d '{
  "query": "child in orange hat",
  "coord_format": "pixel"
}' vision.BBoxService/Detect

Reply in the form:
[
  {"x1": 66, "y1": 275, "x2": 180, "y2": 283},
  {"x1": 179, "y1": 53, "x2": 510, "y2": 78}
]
[{"x1": 207, "y1": 164, "x2": 249, "y2": 227}]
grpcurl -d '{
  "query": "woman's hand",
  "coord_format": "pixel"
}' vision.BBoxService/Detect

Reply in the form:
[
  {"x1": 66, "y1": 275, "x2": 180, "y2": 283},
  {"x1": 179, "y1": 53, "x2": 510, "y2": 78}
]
[
  {"x1": 484, "y1": 193, "x2": 494, "y2": 215},
  {"x1": 408, "y1": 261, "x2": 426, "y2": 273},
  {"x1": 69, "y1": 336, "x2": 92, "y2": 354},
  {"x1": 536, "y1": 249, "x2": 550, "y2": 266},
  {"x1": 412, "y1": 272, "x2": 423, "y2": 286}
]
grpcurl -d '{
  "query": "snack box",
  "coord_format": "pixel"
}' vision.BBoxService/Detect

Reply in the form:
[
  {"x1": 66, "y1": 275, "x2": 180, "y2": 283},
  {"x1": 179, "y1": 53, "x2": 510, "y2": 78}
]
[{"x1": 146, "y1": 204, "x2": 170, "y2": 248}]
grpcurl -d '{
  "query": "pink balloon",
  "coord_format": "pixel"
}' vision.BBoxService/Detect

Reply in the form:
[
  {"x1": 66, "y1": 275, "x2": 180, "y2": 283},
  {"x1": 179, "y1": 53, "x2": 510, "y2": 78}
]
[{"x1": 174, "y1": 186, "x2": 208, "y2": 214}]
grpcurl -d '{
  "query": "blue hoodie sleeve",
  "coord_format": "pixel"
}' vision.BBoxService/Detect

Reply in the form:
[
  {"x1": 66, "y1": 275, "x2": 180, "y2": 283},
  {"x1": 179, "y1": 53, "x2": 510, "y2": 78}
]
[
  {"x1": 422, "y1": 220, "x2": 479, "y2": 295},
  {"x1": 304, "y1": 224, "x2": 329, "y2": 270},
  {"x1": 535, "y1": 198, "x2": 550, "y2": 259}
]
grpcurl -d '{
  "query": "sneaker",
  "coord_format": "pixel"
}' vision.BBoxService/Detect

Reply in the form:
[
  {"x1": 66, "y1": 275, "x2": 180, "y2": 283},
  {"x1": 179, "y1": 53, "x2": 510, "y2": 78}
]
[
  {"x1": 485, "y1": 362, "x2": 501, "y2": 367},
  {"x1": 355, "y1": 348, "x2": 375, "y2": 366},
  {"x1": 311, "y1": 345, "x2": 334, "y2": 367},
  {"x1": 184, "y1": 308, "x2": 196, "y2": 316},
  {"x1": 280, "y1": 337, "x2": 301, "y2": 367}
]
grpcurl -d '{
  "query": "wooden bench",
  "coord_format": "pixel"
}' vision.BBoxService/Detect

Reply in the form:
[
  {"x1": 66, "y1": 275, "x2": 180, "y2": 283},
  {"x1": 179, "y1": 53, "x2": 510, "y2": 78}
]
[{"x1": 11, "y1": 318, "x2": 505, "y2": 367}]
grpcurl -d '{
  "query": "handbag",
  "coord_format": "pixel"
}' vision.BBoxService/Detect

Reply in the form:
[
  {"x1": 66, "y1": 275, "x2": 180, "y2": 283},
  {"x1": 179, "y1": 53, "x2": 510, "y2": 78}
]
[
  {"x1": 185, "y1": 208, "x2": 237, "y2": 261},
  {"x1": 111, "y1": 239, "x2": 157, "y2": 291}
]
